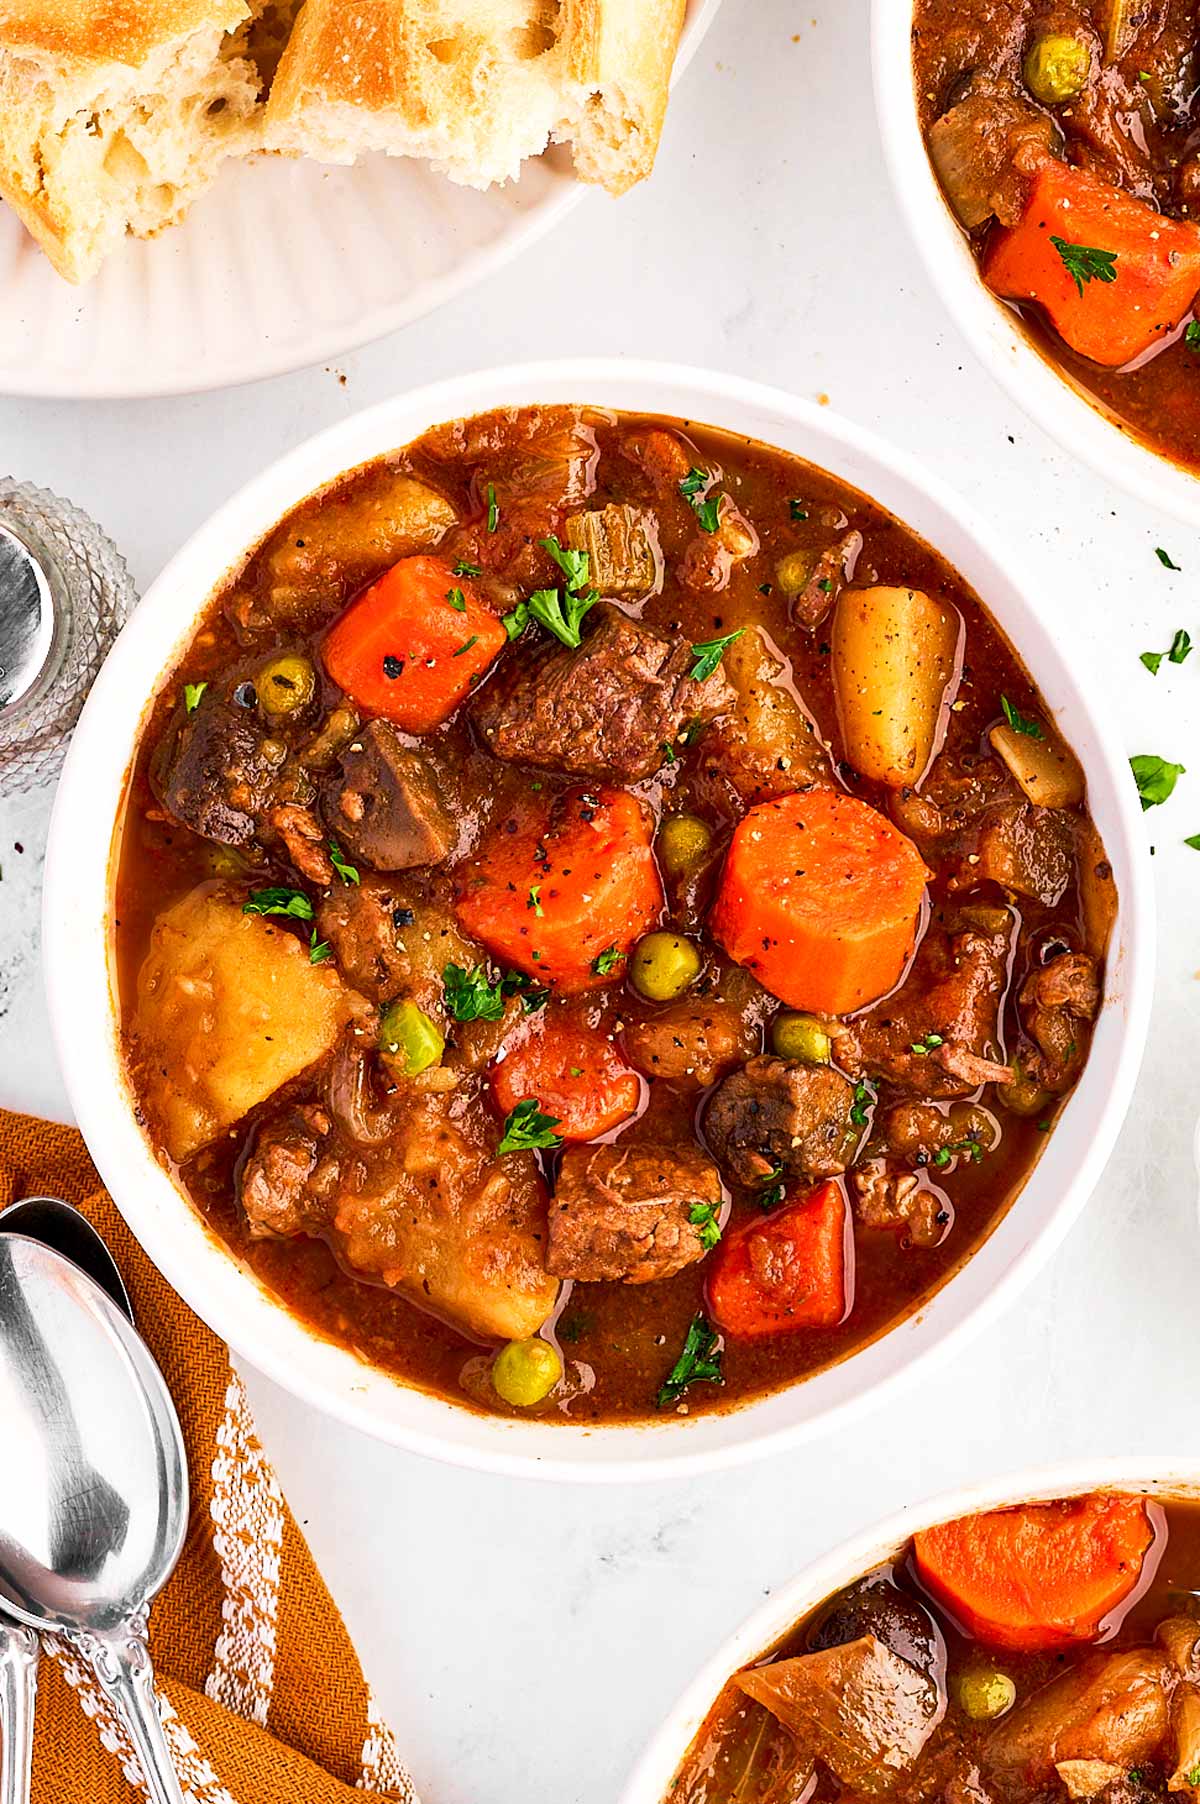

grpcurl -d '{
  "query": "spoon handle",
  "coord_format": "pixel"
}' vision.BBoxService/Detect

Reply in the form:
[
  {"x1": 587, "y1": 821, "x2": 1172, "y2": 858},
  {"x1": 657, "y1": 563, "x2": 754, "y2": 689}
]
[
  {"x1": 0, "y1": 1622, "x2": 38, "y2": 1804},
  {"x1": 83, "y1": 1622, "x2": 185, "y2": 1804}
]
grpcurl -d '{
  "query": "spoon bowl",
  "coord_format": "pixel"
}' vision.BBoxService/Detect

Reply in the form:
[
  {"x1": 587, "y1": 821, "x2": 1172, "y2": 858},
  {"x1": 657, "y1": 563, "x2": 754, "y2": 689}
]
[{"x1": 0, "y1": 1196, "x2": 132, "y2": 1323}]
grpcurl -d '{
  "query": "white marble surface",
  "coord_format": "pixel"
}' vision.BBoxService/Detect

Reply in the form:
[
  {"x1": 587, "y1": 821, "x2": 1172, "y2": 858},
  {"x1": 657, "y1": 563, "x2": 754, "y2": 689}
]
[{"x1": 2, "y1": 2, "x2": 1199, "y2": 1800}]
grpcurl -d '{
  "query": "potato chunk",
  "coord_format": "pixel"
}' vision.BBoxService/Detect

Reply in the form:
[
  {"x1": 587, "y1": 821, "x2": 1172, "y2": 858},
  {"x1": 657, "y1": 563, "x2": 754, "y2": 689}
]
[
  {"x1": 263, "y1": 473, "x2": 458, "y2": 614},
  {"x1": 132, "y1": 885, "x2": 351, "y2": 1160},
  {"x1": 832, "y1": 586, "x2": 963, "y2": 787}
]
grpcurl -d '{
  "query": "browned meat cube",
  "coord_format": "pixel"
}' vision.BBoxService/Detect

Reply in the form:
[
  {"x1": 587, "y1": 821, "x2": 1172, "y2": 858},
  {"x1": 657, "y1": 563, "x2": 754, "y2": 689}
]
[
  {"x1": 153, "y1": 690, "x2": 278, "y2": 845},
  {"x1": 473, "y1": 606, "x2": 734, "y2": 784},
  {"x1": 241, "y1": 1104, "x2": 339, "y2": 1240},
  {"x1": 623, "y1": 995, "x2": 760, "y2": 1087},
  {"x1": 832, "y1": 916, "x2": 1014, "y2": 1100},
  {"x1": 546, "y1": 1141, "x2": 723, "y2": 1284},
  {"x1": 965, "y1": 800, "x2": 1074, "y2": 906},
  {"x1": 704, "y1": 1056, "x2": 860, "y2": 1186},
  {"x1": 322, "y1": 720, "x2": 454, "y2": 872},
  {"x1": 316, "y1": 873, "x2": 481, "y2": 1015},
  {"x1": 790, "y1": 530, "x2": 862, "y2": 630},
  {"x1": 985, "y1": 1650, "x2": 1172, "y2": 1781},
  {"x1": 852, "y1": 1161, "x2": 947, "y2": 1248},
  {"x1": 697, "y1": 625, "x2": 829, "y2": 806},
  {"x1": 1019, "y1": 950, "x2": 1102, "y2": 1090},
  {"x1": 736, "y1": 1635, "x2": 941, "y2": 1787},
  {"x1": 565, "y1": 504, "x2": 657, "y2": 597}
]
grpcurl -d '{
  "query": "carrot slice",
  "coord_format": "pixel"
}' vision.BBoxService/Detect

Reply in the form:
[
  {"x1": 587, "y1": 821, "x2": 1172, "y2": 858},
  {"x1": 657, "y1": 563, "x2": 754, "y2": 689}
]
[
  {"x1": 707, "y1": 1180, "x2": 848, "y2": 1338},
  {"x1": 914, "y1": 1494, "x2": 1154, "y2": 1651},
  {"x1": 322, "y1": 554, "x2": 506, "y2": 732},
  {"x1": 492, "y1": 1013, "x2": 642, "y2": 1141},
  {"x1": 708, "y1": 789, "x2": 930, "y2": 1015},
  {"x1": 454, "y1": 787, "x2": 664, "y2": 993},
  {"x1": 984, "y1": 160, "x2": 1200, "y2": 368}
]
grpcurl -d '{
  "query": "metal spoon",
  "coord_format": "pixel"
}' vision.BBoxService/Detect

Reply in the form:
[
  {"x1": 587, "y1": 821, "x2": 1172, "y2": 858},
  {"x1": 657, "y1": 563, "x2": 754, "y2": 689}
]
[
  {"x1": 0, "y1": 1235, "x2": 188, "y2": 1804},
  {"x1": 0, "y1": 1197, "x2": 135, "y2": 1804}
]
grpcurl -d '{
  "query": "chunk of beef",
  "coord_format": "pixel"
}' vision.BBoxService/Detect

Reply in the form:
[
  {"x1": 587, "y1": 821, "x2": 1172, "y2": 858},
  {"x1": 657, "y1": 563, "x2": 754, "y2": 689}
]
[
  {"x1": 852, "y1": 1161, "x2": 947, "y2": 1249},
  {"x1": 153, "y1": 693, "x2": 279, "y2": 845},
  {"x1": 928, "y1": 78, "x2": 1060, "y2": 229},
  {"x1": 315, "y1": 873, "x2": 479, "y2": 1015},
  {"x1": 474, "y1": 606, "x2": 734, "y2": 783},
  {"x1": 623, "y1": 994, "x2": 760, "y2": 1087},
  {"x1": 736, "y1": 1635, "x2": 942, "y2": 1788},
  {"x1": 985, "y1": 1650, "x2": 1172, "y2": 1783},
  {"x1": 875, "y1": 1098, "x2": 998, "y2": 1167},
  {"x1": 677, "y1": 502, "x2": 758, "y2": 592},
  {"x1": 565, "y1": 503, "x2": 657, "y2": 597},
  {"x1": 1019, "y1": 951, "x2": 1102, "y2": 1091},
  {"x1": 240, "y1": 1086, "x2": 559, "y2": 1341},
  {"x1": 704, "y1": 1056, "x2": 860, "y2": 1185},
  {"x1": 832, "y1": 916, "x2": 1014, "y2": 1100},
  {"x1": 240, "y1": 1104, "x2": 339, "y2": 1239},
  {"x1": 890, "y1": 753, "x2": 1013, "y2": 859},
  {"x1": 546, "y1": 1141, "x2": 723, "y2": 1284},
  {"x1": 789, "y1": 531, "x2": 863, "y2": 630},
  {"x1": 322, "y1": 720, "x2": 454, "y2": 872},
  {"x1": 697, "y1": 626, "x2": 829, "y2": 806},
  {"x1": 892, "y1": 752, "x2": 1074, "y2": 905},
  {"x1": 267, "y1": 803, "x2": 333, "y2": 884}
]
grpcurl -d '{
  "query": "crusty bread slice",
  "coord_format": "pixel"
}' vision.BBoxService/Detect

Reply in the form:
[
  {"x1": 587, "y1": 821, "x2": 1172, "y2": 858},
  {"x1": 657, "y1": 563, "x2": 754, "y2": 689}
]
[
  {"x1": 264, "y1": 0, "x2": 687, "y2": 195},
  {"x1": 0, "y1": 0, "x2": 272, "y2": 283}
]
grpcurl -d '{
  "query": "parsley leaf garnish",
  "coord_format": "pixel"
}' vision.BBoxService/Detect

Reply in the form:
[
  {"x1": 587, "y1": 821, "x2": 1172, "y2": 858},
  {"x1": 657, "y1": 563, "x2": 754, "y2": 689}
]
[
  {"x1": 452, "y1": 634, "x2": 479, "y2": 658},
  {"x1": 591, "y1": 945, "x2": 621, "y2": 976},
  {"x1": 689, "y1": 629, "x2": 744, "y2": 683},
  {"x1": 1185, "y1": 833, "x2": 1200, "y2": 851},
  {"x1": 1142, "y1": 629, "x2": 1192, "y2": 674},
  {"x1": 497, "y1": 1098, "x2": 562, "y2": 1155},
  {"x1": 1156, "y1": 547, "x2": 1181, "y2": 570},
  {"x1": 183, "y1": 681, "x2": 207, "y2": 713},
  {"x1": 849, "y1": 1079, "x2": 876, "y2": 1127},
  {"x1": 656, "y1": 1313, "x2": 724, "y2": 1409},
  {"x1": 788, "y1": 499, "x2": 809, "y2": 521},
  {"x1": 1131, "y1": 754, "x2": 1186, "y2": 810},
  {"x1": 243, "y1": 887, "x2": 313, "y2": 920},
  {"x1": 540, "y1": 534, "x2": 590, "y2": 594},
  {"x1": 1000, "y1": 695, "x2": 1043, "y2": 739},
  {"x1": 443, "y1": 961, "x2": 506, "y2": 1023},
  {"x1": 679, "y1": 467, "x2": 722, "y2": 533},
  {"x1": 452, "y1": 559, "x2": 482, "y2": 578},
  {"x1": 689, "y1": 1201, "x2": 723, "y2": 1252},
  {"x1": 1187, "y1": 321, "x2": 1200, "y2": 353},
  {"x1": 445, "y1": 586, "x2": 467, "y2": 612},
  {"x1": 932, "y1": 1137, "x2": 984, "y2": 1168},
  {"x1": 1141, "y1": 650, "x2": 1165, "y2": 676},
  {"x1": 528, "y1": 884, "x2": 544, "y2": 917},
  {"x1": 1051, "y1": 236, "x2": 1119, "y2": 297},
  {"x1": 527, "y1": 586, "x2": 597, "y2": 648},
  {"x1": 910, "y1": 1032, "x2": 945, "y2": 1055},
  {"x1": 486, "y1": 483, "x2": 499, "y2": 533},
  {"x1": 329, "y1": 841, "x2": 359, "y2": 885},
  {"x1": 309, "y1": 930, "x2": 332, "y2": 964}
]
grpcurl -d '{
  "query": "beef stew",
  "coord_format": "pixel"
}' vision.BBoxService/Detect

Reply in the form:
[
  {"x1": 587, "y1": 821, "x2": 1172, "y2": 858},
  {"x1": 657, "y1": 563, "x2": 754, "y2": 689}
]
[{"x1": 113, "y1": 405, "x2": 1115, "y2": 1423}]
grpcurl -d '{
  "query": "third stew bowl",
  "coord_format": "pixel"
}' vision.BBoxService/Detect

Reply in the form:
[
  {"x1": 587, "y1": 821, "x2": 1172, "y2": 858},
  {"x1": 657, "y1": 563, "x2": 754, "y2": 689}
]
[
  {"x1": 625, "y1": 1464, "x2": 1200, "y2": 1801},
  {"x1": 43, "y1": 363, "x2": 1152, "y2": 1478}
]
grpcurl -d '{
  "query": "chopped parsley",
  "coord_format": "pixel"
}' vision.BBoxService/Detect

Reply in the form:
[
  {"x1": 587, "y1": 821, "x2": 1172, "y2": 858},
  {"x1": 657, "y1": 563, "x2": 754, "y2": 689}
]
[
  {"x1": 445, "y1": 586, "x2": 467, "y2": 612},
  {"x1": 443, "y1": 961, "x2": 506, "y2": 1023},
  {"x1": 243, "y1": 887, "x2": 313, "y2": 921},
  {"x1": 183, "y1": 681, "x2": 207, "y2": 712},
  {"x1": 528, "y1": 884, "x2": 544, "y2": 917},
  {"x1": 656, "y1": 1313, "x2": 724, "y2": 1409},
  {"x1": 486, "y1": 483, "x2": 499, "y2": 532},
  {"x1": 591, "y1": 945, "x2": 621, "y2": 976},
  {"x1": 759, "y1": 1183, "x2": 785, "y2": 1211},
  {"x1": 1156, "y1": 546, "x2": 1181, "y2": 570},
  {"x1": 500, "y1": 970, "x2": 549, "y2": 1013},
  {"x1": 1185, "y1": 1771, "x2": 1200, "y2": 1791},
  {"x1": 1051, "y1": 236, "x2": 1119, "y2": 297},
  {"x1": 788, "y1": 499, "x2": 809, "y2": 521},
  {"x1": 689, "y1": 1201, "x2": 723, "y2": 1252},
  {"x1": 849, "y1": 1079, "x2": 876, "y2": 1127},
  {"x1": 527, "y1": 586, "x2": 597, "y2": 648},
  {"x1": 910, "y1": 1032, "x2": 945, "y2": 1055},
  {"x1": 689, "y1": 629, "x2": 744, "y2": 683},
  {"x1": 1131, "y1": 754, "x2": 1186, "y2": 811},
  {"x1": 1187, "y1": 321, "x2": 1200, "y2": 353},
  {"x1": 452, "y1": 634, "x2": 479, "y2": 658},
  {"x1": 329, "y1": 841, "x2": 359, "y2": 885},
  {"x1": 932, "y1": 1137, "x2": 984, "y2": 1168},
  {"x1": 309, "y1": 930, "x2": 332, "y2": 964},
  {"x1": 1000, "y1": 695, "x2": 1043, "y2": 739},
  {"x1": 1186, "y1": 833, "x2": 1200, "y2": 851},
  {"x1": 679, "y1": 466, "x2": 722, "y2": 533},
  {"x1": 452, "y1": 559, "x2": 482, "y2": 578},
  {"x1": 497, "y1": 1098, "x2": 562, "y2": 1155},
  {"x1": 1142, "y1": 629, "x2": 1192, "y2": 674},
  {"x1": 540, "y1": 534, "x2": 590, "y2": 594},
  {"x1": 661, "y1": 741, "x2": 678, "y2": 765}
]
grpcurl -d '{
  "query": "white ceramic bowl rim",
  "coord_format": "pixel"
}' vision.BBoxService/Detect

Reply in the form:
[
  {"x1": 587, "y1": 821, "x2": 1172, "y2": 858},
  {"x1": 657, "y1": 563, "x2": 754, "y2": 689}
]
[
  {"x1": 870, "y1": 0, "x2": 1200, "y2": 528},
  {"x1": 621, "y1": 1457, "x2": 1200, "y2": 1802},
  {"x1": 43, "y1": 358, "x2": 1155, "y2": 1483}
]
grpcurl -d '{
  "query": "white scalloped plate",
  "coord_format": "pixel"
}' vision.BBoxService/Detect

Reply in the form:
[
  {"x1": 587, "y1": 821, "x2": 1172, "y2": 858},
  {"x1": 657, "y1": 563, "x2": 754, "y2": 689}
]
[{"x1": 0, "y1": 0, "x2": 719, "y2": 399}]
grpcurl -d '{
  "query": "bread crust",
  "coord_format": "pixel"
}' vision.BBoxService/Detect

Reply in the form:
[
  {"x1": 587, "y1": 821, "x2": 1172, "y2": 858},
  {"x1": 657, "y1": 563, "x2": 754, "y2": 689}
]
[{"x1": 0, "y1": 0, "x2": 247, "y2": 68}]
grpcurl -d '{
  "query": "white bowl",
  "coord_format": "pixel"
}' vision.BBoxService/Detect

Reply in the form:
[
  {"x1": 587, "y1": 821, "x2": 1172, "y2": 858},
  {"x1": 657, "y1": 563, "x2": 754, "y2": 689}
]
[
  {"x1": 43, "y1": 359, "x2": 1154, "y2": 1482},
  {"x1": 872, "y1": 0, "x2": 1200, "y2": 526},
  {"x1": 622, "y1": 1457, "x2": 1200, "y2": 1802}
]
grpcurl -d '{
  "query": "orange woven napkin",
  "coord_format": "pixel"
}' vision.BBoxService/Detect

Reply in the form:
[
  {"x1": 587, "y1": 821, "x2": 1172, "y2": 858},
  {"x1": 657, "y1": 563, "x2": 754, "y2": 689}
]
[{"x1": 0, "y1": 1108, "x2": 417, "y2": 1804}]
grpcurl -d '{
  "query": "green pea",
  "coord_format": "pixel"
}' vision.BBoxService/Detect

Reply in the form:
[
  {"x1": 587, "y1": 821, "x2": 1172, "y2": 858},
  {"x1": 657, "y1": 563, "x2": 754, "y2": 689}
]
[
  {"x1": 771, "y1": 1012, "x2": 831, "y2": 1064},
  {"x1": 774, "y1": 550, "x2": 814, "y2": 599},
  {"x1": 378, "y1": 1000, "x2": 444, "y2": 1076},
  {"x1": 954, "y1": 1666, "x2": 1016, "y2": 1721},
  {"x1": 492, "y1": 1337, "x2": 563, "y2": 1407},
  {"x1": 258, "y1": 652, "x2": 317, "y2": 716},
  {"x1": 657, "y1": 813, "x2": 713, "y2": 880},
  {"x1": 1023, "y1": 32, "x2": 1091, "y2": 104},
  {"x1": 630, "y1": 932, "x2": 703, "y2": 1002}
]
